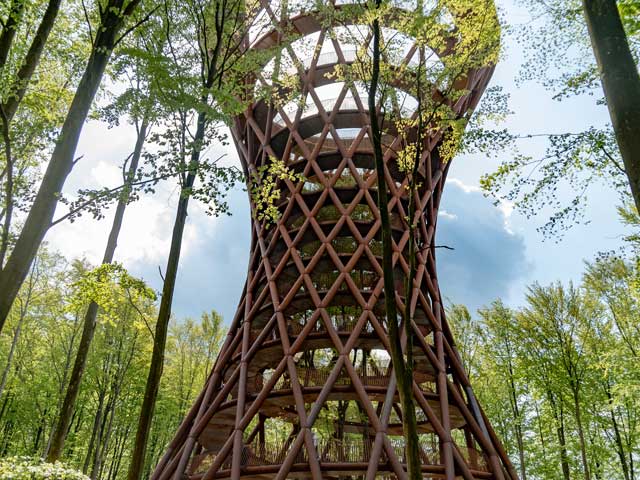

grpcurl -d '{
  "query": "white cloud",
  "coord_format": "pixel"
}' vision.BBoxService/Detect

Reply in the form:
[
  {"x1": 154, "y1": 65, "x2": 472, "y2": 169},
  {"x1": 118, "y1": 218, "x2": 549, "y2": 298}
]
[
  {"x1": 91, "y1": 160, "x2": 122, "y2": 187},
  {"x1": 438, "y1": 210, "x2": 458, "y2": 220},
  {"x1": 447, "y1": 176, "x2": 514, "y2": 233},
  {"x1": 446, "y1": 177, "x2": 482, "y2": 194},
  {"x1": 44, "y1": 117, "x2": 229, "y2": 274}
]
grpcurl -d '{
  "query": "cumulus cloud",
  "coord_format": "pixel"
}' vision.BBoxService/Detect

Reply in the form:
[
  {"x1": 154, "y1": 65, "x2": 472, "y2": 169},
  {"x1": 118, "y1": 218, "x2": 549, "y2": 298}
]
[
  {"x1": 167, "y1": 178, "x2": 529, "y2": 322},
  {"x1": 45, "y1": 117, "x2": 528, "y2": 323},
  {"x1": 436, "y1": 178, "x2": 529, "y2": 312},
  {"x1": 147, "y1": 188, "x2": 251, "y2": 322}
]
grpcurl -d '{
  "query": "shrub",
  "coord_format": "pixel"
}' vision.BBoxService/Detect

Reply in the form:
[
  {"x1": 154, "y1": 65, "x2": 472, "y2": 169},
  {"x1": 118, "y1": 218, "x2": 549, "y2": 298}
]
[{"x1": 0, "y1": 457, "x2": 89, "y2": 480}]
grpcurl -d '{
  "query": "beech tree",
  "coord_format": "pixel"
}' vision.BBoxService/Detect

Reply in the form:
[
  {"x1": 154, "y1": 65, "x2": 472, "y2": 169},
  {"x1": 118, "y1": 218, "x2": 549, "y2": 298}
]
[
  {"x1": 0, "y1": 0, "x2": 150, "y2": 333},
  {"x1": 47, "y1": 26, "x2": 162, "y2": 463},
  {"x1": 583, "y1": 0, "x2": 640, "y2": 213},
  {"x1": 0, "y1": 0, "x2": 81, "y2": 279},
  {"x1": 478, "y1": 0, "x2": 640, "y2": 236},
  {"x1": 364, "y1": 1, "x2": 500, "y2": 477},
  {"x1": 124, "y1": 0, "x2": 247, "y2": 477},
  {"x1": 0, "y1": 245, "x2": 225, "y2": 476}
]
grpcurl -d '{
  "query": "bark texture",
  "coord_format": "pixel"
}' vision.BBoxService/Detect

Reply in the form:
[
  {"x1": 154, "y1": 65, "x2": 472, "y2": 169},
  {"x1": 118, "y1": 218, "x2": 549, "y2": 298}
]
[
  {"x1": 1, "y1": 0, "x2": 63, "y2": 122},
  {"x1": 0, "y1": 0, "x2": 141, "y2": 333},
  {"x1": 582, "y1": 0, "x2": 640, "y2": 212}
]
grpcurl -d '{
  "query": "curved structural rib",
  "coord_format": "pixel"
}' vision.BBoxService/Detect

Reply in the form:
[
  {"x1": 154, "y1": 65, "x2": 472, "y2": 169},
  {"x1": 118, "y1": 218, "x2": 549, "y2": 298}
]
[{"x1": 152, "y1": 1, "x2": 518, "y2": 479}]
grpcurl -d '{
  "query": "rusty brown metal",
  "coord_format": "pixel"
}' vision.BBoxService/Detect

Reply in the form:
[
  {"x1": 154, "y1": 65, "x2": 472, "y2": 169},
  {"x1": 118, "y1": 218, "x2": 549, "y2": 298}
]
[{"x1": 152, "y1": 1, "x2": 518, "y2": 479}]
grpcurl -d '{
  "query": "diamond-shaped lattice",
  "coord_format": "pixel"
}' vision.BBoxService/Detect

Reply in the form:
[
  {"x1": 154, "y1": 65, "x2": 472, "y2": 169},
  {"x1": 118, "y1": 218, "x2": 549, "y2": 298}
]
[{"x1": 152, "y1": 1, "x2": 517, "y2": 479}]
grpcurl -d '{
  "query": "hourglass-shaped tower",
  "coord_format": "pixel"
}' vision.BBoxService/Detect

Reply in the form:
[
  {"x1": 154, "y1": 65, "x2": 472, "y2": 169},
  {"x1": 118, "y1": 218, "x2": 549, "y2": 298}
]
[{"x1": 152, "y1": 1, "x2": 517, "y2": 479}]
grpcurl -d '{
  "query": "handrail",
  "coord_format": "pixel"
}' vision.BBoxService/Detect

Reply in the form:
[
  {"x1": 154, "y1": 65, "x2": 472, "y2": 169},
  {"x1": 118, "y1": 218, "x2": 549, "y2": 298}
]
[{"x1": 191, "y1": 437, "x2": 489, "y2": 472}]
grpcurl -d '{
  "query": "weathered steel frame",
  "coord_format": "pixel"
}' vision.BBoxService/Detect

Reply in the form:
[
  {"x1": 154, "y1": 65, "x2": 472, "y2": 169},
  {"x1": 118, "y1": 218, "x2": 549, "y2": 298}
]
[{"x1": 152, "y1": 1, "x2": 518, "y2": 479}]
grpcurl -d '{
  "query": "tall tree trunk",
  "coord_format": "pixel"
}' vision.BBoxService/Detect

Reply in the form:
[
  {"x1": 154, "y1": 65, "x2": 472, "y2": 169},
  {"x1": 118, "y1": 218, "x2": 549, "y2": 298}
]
[
  {"x1": 533, "y1": 401, "x2": 547, "y2": 458},
  {"x1": 0, "y1": 0, "x2": 62, "y2": 266},
  {"x1": 126, "y1": 0, "x2": 236, "y2": 473},
  {"x1": 0, "y1": 309, "x2": 24, "y2": 400},
  {"x1": 368, "y1": 5, "x2": 422, "y2": 480},
  {"x1": 126, "y1": 167, "x2": 197, "y2": 480},
  {"x1": 90, "y1": 394, "x2": 110, "y2": 480},
  {"x1": 582, "y1": 0, "x2": 640, "y2": 213},
  {"x1": 0, "y1": 0, "x2": 141, "y2": 333},
  {"x1": 111, "y1": 424, "x2": 131, "y2": 480},
  {"x1": 33, "y1": 405, "x2": 49, "y2": 454},
  {"x1": 557, "y1": 403, "x2": 570, "y2": 480},
  {"x1": 44, "y1": 310, "x2": 83, "y2": 458},
  {"x1": 0, "y1": 0, "x2": 25, "y2": 68},
  {"x1": 0, "y1": 246, "x2": 37, "y2": 401},
  {"x1": 65, "y1": 404, "x2": 85, "y2": 459},
  {"x1": 0, "y1": 108, "x2": 14, "y2": 268},
  {"x1": 0, "y1": 388, "x2": 11, "y2": 425},
  {"x1": 96, "y1": 327, "x2": 135, "y2": 480},
  {"x1": 548, "y1": 390, "x2": 570, "y2": 480},
  {"x1": 507, "y1": 358, "x2": 526, "y2": 480},
  {"x1": 96, "y1": 393, "x2": 117, "y2": 480},
  {"x1": 1, "y1": 0, "x2": 63, "y2": 122},
  {"x1": 46, "y1": 116, "x2": 148, "y2": 462}
]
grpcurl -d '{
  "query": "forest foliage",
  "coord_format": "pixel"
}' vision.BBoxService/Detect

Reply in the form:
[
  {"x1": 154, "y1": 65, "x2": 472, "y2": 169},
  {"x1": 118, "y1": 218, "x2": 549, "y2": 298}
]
[
  {"x1": 0, "y1": 247, "x2": 224, "y2": 479},
  {"x1": 449, "y1": 250, "x2": 640, "y2": 480},
  {"x1": 0, "y1": 0, "x2": 639, "y2": 478}
]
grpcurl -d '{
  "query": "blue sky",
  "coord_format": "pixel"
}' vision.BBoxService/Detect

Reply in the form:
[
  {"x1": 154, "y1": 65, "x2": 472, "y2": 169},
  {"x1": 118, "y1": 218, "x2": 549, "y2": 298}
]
[{"x1": 45, "y1": 0, "x2": 629, "y2": 324}]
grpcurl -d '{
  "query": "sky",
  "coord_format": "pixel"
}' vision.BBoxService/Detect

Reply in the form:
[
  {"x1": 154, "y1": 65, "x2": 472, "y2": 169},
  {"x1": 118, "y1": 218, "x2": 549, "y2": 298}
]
[{"x1": 44, "y1": 0, "x2": 629, "y2": 325}]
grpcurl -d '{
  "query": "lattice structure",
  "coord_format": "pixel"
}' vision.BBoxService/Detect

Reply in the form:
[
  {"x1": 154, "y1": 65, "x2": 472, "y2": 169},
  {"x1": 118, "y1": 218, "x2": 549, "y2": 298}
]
[{"x1": 152, "y1": 1, "x2": 518, "y2": 479}]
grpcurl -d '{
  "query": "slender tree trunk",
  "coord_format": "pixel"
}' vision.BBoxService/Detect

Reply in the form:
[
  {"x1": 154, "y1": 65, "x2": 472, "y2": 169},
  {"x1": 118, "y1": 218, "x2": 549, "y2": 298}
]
[
  {"x1": 368, "y1": 6, "x2": 422, "y2": 480},
  {"x1": 90, "y1": 395, "x2": 110, "y2": 480},
  {"x1": 582, "y1": 0, "x2": 640, "y2": 213},
  {"x1": 46, "y1": 116, "x2": 148, "y2": 462},
  {"x1": 0, "y1": 0, "x2": 25, "y2": 68},
  {"x1": 533, "y1": 401, "x2": 546, "y2": 458},
  {"x1": 0, "y1": 310, "x2": 24, "y2": 400},
  {"x1": 126, "y1": 168, "x2": 197, "y2": 480},
  {"x1": 126, "y1": 0, "x2": 236, "y2": 473},
  {"x1": 572, "y1": 387, "x2": 591, "y2": 480},
  {"x1": 507, "y1": 360, "x2": 526, "y2": 480},
  {"x1": 44, "y1": 310, "x2": 82, "y2": 458},
  {"x1": 0, "y1": 108, "x2": 14, "y2": 268},
  {"x1": 1, "y1": 0, "x2": 63, "y2": 122},
  {"x1": 96, "y1": 327, "x2": 134, "y2": 480},
  {"x1": 84, "y1": 392, "x2": 105, "y2": 474},
  {"x1": 548, "y1": 390, "x2": 570, "y2": 480},
  {"x1": 0, "y1": 0, "x2": 62, "y2": 266},
  {"x1": 112, "y1": 424, "x2": 131, "y2": 480},
  {"x1": 557, "y1": 403, "x2": 570, "y2": 480},
  {"x1": 33, "y1": 404, "x2": 48, "y2": 454},
  {"x1": 66, "y1": 404, "x2": 84, "y2": 459},
  {"x1": 0, "y1": 390, "x2": 11, "y2": 425},
  {"x1": 96, "y1": 393, "x2": 117, "y2": 480},
  {"x1": 0, "y1": 395, "x2": 15, "y2": 455},
  {"x1": 0, "y1": 0, "x2": 141, "y2": 333}
]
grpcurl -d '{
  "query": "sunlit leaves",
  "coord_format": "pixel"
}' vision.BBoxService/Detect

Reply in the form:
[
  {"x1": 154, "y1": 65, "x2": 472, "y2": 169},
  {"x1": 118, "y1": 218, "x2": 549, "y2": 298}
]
[
  {"x1": 479, "y1": 0, "x2": 639, "y2": 238},
  {"x1": 478, "y1": 127, "x2": 626, "y2": 237},
  {"x1": 70, "y1": 262, "x2": 156, "y2": 328},
  {"x1": 450, "y1": 265, "x2": 640, "y2": 479},
  {"x1": 250, "y1": 156, "x2": 304, "y2": 226}
]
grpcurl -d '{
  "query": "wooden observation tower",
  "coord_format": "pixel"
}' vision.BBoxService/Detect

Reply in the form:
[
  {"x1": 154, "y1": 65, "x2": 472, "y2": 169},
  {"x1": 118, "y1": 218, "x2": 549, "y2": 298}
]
[{"x1": 152, "y1": 0, "x2": 517, "y2": 479}]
